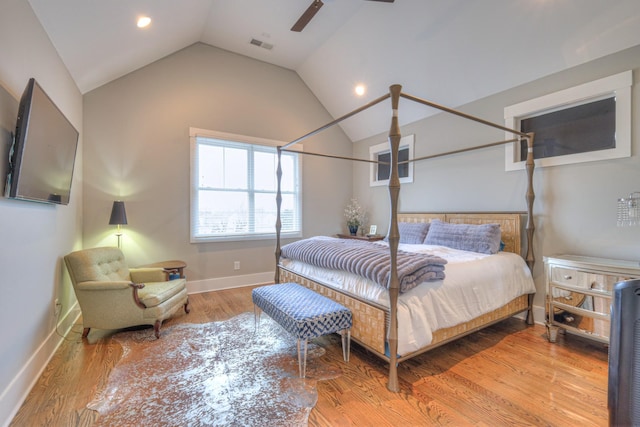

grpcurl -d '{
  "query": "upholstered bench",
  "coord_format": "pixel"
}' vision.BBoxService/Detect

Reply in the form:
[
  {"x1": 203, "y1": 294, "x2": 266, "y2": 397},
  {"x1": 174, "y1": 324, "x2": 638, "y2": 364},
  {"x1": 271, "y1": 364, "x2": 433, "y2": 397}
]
[{"x1": 252, "y1": 282, "x2": 353, "y2": 378}]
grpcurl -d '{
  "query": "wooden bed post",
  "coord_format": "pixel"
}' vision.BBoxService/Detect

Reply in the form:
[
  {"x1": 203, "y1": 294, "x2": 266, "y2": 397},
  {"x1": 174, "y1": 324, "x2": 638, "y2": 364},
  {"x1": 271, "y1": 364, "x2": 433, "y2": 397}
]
[
  {"x1": 524, "y1": 132, "x2": 536, "y2": 325},
  {"x1": 275, "y1": 146, "x2": 283, "y2": 284},
  {"x1": 386, "y1": 84, "x2": 402, "y2": 392}
]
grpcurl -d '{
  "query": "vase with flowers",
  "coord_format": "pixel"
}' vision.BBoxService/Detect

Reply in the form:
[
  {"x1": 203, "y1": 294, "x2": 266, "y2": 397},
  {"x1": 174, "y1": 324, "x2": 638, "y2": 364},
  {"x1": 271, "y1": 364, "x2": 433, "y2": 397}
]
[{"x1": 344, "y1": 198, "x2": 366, "y2": 236}]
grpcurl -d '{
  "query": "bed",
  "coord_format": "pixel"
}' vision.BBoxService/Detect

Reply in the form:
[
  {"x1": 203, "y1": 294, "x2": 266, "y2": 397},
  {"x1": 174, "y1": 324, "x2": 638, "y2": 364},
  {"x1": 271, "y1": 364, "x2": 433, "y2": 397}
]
[{"x1": 274, "y1": 85, "x2": 536, "y2": 392}]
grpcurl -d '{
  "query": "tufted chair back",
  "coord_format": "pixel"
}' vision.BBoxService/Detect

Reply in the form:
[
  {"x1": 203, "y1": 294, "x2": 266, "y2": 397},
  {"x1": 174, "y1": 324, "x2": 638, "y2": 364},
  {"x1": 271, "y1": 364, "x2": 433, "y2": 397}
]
[{"x1": 65, "y1": 247, "x2": 131, "y2": 283}]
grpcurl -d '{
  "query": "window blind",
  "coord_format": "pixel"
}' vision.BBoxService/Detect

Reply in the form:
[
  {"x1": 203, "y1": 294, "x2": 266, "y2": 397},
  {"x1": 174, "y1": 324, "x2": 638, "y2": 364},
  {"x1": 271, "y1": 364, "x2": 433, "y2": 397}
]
[{"x1": 190, "y1": 128, "x2": 301, "y2": 242}]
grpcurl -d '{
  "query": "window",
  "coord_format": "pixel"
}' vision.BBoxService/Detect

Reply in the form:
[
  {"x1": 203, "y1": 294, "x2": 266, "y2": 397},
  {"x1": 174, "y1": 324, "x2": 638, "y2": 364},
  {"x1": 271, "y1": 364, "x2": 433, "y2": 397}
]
[
  {"x1": 517, "y1": 97, "x2": 616, "y2": 161},
  {"x1": 369, "y1": 134, "x2": 414, "y2": 187},
  {"x1": 504, "y1": 70, "x2": 632, "y2": 170},
  {"x1": 190, "y1": 128, "x2": 302, "y2": 242}
]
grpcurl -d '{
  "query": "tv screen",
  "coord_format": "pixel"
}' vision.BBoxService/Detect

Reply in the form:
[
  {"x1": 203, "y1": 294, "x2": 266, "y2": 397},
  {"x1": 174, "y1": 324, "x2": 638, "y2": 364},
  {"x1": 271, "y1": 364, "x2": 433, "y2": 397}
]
[{"x1": 4, "y1": 78, "x2": 79, "y2": 205}]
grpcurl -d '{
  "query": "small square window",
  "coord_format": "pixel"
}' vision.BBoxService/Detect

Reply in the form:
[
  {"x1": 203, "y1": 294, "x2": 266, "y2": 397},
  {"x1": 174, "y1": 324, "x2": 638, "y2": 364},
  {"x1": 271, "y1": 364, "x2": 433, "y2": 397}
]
[{"x1": 369, "y1": 135, "x2": 414, "y2": 187}]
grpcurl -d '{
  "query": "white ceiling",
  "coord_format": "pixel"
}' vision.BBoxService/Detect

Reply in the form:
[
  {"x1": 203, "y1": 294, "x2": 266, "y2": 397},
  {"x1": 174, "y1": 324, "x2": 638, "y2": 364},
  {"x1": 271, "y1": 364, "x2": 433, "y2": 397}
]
[{"x1": 28, "y1": 0, "x2": 640, "y2": 141}]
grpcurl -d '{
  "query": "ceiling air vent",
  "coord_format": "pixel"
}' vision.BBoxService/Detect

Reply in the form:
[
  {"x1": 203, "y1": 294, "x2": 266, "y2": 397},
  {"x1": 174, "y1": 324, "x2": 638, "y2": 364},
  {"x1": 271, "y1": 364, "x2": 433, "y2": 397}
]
[{"x1": 249, "y1": 38, "x2": 273, "y2": 50}]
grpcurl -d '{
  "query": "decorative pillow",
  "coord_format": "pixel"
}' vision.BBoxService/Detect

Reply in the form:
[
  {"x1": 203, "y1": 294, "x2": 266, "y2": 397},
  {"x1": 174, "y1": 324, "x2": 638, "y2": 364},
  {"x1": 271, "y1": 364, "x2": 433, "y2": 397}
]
[
  {"x1": 384, "y1": 222, "x2": 430, "y2": 244},
  {"x1": 424, "y1": 220, "x2": 502, "y2": 254}
]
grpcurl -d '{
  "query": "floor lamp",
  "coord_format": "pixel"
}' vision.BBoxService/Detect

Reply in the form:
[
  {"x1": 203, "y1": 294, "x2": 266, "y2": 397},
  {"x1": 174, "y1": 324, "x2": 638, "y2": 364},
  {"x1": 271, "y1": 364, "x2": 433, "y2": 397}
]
[{"x1": 109, "y1": 200, "x2": 128, "y2": 249}]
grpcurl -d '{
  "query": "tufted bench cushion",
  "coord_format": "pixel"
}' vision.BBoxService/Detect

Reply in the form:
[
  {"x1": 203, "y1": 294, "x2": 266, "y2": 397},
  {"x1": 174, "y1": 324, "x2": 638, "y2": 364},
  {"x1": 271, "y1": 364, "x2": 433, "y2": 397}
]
[{"x1": 252, "y1": 282, "x2": 352, "y2": 378}]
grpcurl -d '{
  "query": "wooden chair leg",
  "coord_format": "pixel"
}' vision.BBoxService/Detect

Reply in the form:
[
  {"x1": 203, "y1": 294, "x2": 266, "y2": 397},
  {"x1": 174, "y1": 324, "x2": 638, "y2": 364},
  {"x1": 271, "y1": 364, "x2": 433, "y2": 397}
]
[
  {"x1": 154, "y1": 320, "x2": 162, "y2": 339},
  {"x1": 82, "y1": 327, "x2": 90, "y2": 338}
]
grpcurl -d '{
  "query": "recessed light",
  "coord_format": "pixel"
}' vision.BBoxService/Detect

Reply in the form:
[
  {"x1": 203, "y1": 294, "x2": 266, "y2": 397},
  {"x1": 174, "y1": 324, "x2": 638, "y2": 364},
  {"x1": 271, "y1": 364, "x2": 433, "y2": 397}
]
[
  {"x1": 137, "y1": 16, "x2": 151, "y2": 28},
  {"x1": 355, "y1": 85, "x2": 366, "y2": 96}
]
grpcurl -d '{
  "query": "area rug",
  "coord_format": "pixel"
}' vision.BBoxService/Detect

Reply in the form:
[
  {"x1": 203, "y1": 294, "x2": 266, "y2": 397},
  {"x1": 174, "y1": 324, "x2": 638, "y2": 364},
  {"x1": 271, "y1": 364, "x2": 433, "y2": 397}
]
[{"x1": 87, "y1": 312, "x2": 342, "y2": 426}]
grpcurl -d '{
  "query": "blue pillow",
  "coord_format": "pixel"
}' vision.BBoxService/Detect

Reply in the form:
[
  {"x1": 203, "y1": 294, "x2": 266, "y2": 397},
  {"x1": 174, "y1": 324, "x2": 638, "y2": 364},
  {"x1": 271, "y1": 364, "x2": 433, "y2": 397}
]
[
  {"x1": 384, "y1": 222, "x2": 430, "y2": 244},
  {"x1": 424, "y1": 220, "x2": 502, "y2": 254}
]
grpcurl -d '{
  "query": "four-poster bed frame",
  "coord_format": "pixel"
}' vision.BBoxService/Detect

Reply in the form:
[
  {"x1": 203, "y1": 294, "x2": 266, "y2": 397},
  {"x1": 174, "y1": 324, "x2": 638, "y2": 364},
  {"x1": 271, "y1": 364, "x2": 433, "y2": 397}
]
[{"x1": 274, "y1": 84, "x2": 536, "y2": 392}]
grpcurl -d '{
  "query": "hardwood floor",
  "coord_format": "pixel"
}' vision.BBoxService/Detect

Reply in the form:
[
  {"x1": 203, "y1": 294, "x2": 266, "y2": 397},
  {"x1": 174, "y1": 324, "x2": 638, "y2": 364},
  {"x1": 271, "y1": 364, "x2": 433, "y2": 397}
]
[{"x1": 10, "y1": 286, "x2": 609, "y2": 426}]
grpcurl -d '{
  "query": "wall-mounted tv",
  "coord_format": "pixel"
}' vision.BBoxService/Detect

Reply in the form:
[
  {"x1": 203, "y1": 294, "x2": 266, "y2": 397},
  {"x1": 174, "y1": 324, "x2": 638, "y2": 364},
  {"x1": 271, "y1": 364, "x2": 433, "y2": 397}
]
[{"x1": 4, "y1": 78, "x2": 79, "y2": 205}]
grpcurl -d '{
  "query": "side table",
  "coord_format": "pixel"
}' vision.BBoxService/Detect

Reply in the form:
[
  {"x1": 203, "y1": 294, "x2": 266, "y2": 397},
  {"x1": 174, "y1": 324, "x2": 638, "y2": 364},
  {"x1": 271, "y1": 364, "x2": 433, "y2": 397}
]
[
  {"x1": 141, "y1": 260, "x2": 187, "y2": 280},
  {"x1": 336, "y1": 234, "x2": 384, "y2": 242}
]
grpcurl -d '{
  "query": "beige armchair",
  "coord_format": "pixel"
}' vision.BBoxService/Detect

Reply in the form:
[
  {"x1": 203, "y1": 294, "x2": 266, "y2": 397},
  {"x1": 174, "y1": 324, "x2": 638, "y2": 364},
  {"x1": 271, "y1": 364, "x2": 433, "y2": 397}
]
[{"x1": 64, "y1": 247, "x2": 190, "y2": 339}]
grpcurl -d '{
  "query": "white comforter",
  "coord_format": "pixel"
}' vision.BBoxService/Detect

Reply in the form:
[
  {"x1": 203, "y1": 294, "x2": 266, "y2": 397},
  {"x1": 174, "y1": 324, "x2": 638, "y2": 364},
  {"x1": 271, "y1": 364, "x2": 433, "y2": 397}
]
[{"x1": 280, "y1": 242, "x2": 535, "y2": 355}]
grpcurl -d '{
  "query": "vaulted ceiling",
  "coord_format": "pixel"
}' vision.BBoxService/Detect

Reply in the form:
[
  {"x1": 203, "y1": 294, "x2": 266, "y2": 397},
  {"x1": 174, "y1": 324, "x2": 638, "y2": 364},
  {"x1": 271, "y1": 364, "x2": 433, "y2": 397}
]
[{"x1": 28, "y1": 0, "x2": 640, "y2": 141}]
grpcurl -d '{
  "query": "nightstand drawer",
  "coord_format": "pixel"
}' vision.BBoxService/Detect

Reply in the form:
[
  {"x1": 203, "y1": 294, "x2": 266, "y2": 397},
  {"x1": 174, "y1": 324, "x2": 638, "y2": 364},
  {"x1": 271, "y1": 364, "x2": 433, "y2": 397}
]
[{"x1": 550, "y1": 266, "x2": 582, "y2": 287}]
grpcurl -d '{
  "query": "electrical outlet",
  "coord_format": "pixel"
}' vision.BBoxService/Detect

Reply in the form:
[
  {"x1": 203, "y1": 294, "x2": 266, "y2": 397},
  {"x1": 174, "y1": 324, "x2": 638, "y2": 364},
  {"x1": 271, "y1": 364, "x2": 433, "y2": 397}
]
[
  {"x1": 234, "y1": 261, "x2": 240, "y2": 270},
  {"x1": 54, "y1": 299, "x2": 61, "y2": 317}
]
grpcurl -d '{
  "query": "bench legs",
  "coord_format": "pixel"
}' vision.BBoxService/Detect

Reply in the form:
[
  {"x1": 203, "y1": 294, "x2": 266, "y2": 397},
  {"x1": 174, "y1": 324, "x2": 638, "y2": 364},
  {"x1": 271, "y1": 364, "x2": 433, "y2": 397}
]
[
  {"x1": 253, "y1": 303, "x2": 351, "y2": 379},
  {"x1": 297, "y1": 339, "x2": 308, "y2": 378},
  {"x1": 253, "y1": 305, "x2": 262, "y2": 333},
  {"x1": 297, "y1": 329, "x2": 350, "y2": 379},
  {"x1": 340, "y1": 329, "x2": 351, "y2": 363}
]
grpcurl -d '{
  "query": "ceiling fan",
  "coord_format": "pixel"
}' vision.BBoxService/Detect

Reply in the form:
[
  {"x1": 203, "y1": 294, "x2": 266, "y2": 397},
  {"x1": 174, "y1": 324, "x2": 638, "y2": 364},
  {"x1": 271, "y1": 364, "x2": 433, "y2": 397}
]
[{"x1": 291, "y1": 0, "x2": 395, "y2": 32}]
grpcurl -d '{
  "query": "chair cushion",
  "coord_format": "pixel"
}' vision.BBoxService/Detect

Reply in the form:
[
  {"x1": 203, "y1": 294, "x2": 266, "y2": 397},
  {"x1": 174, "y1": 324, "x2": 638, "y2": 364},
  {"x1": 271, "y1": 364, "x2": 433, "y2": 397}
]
[{"x1": 138, "y1": 279, "x2": 186, "y2": 307}]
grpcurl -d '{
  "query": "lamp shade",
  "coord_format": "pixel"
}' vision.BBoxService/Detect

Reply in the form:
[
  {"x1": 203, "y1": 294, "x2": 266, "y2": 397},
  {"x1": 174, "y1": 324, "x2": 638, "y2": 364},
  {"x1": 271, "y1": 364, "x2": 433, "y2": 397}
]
[{"x1": 109, "y1": 201, "x2": 128, "y2": 225}]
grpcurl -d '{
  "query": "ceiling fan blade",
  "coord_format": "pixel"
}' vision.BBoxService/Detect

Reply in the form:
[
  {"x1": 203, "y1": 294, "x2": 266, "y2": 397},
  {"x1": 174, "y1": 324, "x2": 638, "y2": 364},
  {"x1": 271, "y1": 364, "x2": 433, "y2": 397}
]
[{"x1": 291, "y1": 0, "x2": 324, "y2": 32}]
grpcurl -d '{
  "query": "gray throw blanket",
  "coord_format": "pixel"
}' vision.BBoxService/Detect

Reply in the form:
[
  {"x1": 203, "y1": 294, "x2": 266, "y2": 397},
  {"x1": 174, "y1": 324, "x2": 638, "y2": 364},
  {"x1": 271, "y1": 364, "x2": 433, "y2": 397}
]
[{"x1": 281, "y1": 237, "x2": 447, "y2": 293}]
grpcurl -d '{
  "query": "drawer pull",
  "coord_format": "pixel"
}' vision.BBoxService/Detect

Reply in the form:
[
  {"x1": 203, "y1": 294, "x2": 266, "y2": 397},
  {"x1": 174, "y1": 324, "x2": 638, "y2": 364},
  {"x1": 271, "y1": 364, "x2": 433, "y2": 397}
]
[{"x1": 563, "y1": 275, "x2": 573, "y2": 280}]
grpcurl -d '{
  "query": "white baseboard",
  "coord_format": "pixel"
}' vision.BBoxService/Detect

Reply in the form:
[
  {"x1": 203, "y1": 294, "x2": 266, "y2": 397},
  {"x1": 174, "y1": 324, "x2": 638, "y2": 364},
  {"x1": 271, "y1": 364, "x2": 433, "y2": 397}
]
[
  {"x1": 186, "y1": 271, "x2": 275, "y2": 294},
  {"x1": 1, "y1": 303, "x2": 81, "y2": 427}
]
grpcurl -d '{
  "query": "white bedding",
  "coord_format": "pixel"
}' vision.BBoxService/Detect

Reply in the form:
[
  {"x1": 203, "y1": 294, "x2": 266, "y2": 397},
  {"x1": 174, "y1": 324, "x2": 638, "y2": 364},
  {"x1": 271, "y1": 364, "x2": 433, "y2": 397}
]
[{"x1": 280, "y1": 242, "x2": 535, "y2": 355}]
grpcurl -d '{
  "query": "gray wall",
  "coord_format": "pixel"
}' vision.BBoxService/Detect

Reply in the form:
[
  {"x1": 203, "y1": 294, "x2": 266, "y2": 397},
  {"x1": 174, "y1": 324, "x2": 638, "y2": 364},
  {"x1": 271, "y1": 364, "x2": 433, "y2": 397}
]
[
  {"x1": 353, "y1": 45, "x2": 640, "y2": 308},
  {"x1": 0, "y1": 0, "x2": 83, "y2": 423},
  {"x1": 2, "y1": 3, "x2": 639, "y2": 423},
  {"x1": 83, "y1": 43, "x2": 353, "y2": 285}
]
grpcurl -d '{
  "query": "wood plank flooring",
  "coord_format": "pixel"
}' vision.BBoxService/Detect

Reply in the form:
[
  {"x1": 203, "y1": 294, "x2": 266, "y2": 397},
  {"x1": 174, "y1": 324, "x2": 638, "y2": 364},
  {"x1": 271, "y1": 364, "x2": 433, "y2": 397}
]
[{"x1": 10, "y1": 286, "x2": 609, "y2": 426}]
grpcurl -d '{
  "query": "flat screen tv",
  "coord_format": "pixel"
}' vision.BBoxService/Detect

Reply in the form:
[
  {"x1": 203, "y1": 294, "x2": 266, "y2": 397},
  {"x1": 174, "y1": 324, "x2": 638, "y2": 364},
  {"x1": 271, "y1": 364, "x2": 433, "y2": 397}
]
[{"x1": 4, "y1": 78, "x2": 79, "y2": 205}]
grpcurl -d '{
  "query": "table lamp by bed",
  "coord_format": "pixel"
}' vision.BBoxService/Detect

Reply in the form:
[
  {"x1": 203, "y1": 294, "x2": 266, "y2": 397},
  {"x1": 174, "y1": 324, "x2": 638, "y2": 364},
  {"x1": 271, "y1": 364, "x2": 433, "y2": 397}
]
[{"x1": 109, "y1": 200, "x2": 128, "y2": 248}]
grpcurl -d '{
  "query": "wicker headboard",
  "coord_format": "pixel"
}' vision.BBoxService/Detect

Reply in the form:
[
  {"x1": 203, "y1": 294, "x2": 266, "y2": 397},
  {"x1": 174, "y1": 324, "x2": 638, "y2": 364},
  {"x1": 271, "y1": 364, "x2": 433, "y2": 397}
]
[{"x1": 397, "y1": 212, "x2": 524, "y2": 256}]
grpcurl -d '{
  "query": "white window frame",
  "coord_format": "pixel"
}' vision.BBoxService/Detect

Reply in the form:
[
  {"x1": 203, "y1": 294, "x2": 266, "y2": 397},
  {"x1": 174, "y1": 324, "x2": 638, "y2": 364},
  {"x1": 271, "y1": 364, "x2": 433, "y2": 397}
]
[
  {"x1": 504, "y1": 70, "x2": 632, "y2": 171},
  {"x1": 189, "y1": 127, "x2": 302, "y2": 242},
  {"x1": 369, "y1": 134, "x2": 415, "y2": 187}
]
